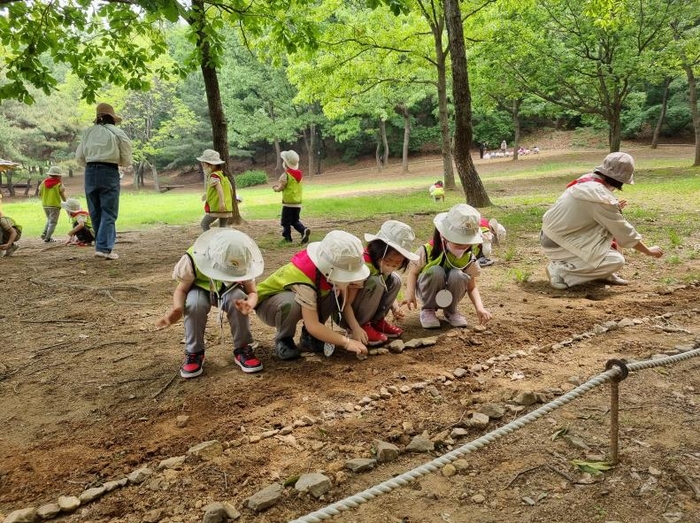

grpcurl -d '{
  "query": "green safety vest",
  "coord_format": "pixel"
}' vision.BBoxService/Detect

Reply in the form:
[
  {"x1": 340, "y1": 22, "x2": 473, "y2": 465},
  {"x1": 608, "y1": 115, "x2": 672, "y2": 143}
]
[
  {"x1": 422, "y1": 242, "x2": 476, "y2": 273},
  {"x1": 282, "y1": 172, "x2": 302, "y2": 205},
  {"x1": 206, "y1": 172, "x2": 233, "y2": 212}
]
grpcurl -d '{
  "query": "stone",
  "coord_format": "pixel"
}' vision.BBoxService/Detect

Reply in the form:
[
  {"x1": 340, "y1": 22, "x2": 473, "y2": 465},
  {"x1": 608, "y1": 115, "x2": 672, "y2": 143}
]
[
  {"x1": 593, "y1": 324, "x2": 608, "y2": 334},
  {"x1": 279, "y1": 426, "x2": 293, "y2": 435},
  {"x1": 143, "y1": 509, "x2": 164, "y2": 523},
  {"x1": 175, "y1": 415, "x2": 190, "y2": 428},
  {"x1": 158, "y1": 455, "x2": 186, "y2": 470},
  {"x1": 295, "y1": 473, "x2": 332, "y2": 498},
  {"x1": 102, "y1": 479, "x2": 125, "y2": 492},
  {"x1": 420, "y1": 336, "x2": 438, "y2": 346},
  {"x1": 187, "y1": 440, "x2": 224, "y2": 461},
  {"x1": 375, "y1": 441, "x2": 400, "y2": 463},
  {"x1": 617, "y1": 318, "x2": 635, "y2": 328},
  {"x1": 400, "y1": 385, "x2": 411, "y2": 393},
  {"x1": 386, "y1": 386, "x2": 399, "y2": 394},
  {"x1": 57, "y1": 495, "x2": 80, "y2": 512},
  {"x1": 127, "y1": 467, "x2": 153, "y2": 485},
  {"x1": 603, "y1": 320, "x2": 619, "y2": 331},
  {"x1": 512, "y1": 391, "x2": 537, "y2": 406},
  {"x1": 453, "y1": 459, "x2": 469, "y2": 471},
  {"x1": 403, "y1": 338, "x2": 423, "y2": 349},
  {"x1": 345, "y1": 458, "x2": 377, "y2": 473},
  {"x1": 36, "y1": 504, "x2": 60, "y2": 520},
  {"x1": 3, "y1": 508, "x2": 38, "y2": 523},
  {"x1": 261, "y1": 430, "x2": 279, "y2": 439},
  {"x1": 202, "y1": 503, "x2": 227, "y2": 523},
  {"x1": 221, "y1": 502, "x2": 241, "y2": 520},
  {"x1": 471, "y1": 494, "x2": 486, "y2": 504},
  {"x1": 453, "y1": 368, "x2": 468, "y2": 378},
  {"x1": 478, "y1": 404, "x2": 505, "y2": 420},
  {"x1": 563, "y1": 434, "x2": 590, "y2": 450},
  {"x1": 405, "y1": 435, "x2": 434, "y2": 453},
  {"x1": 379, "y1": 387, "x2": 392, "y2": 399},
  {"x1": 473, "y1": 325, "x2": 487, "y2": 333},
  {"x1": 450, "y1": 428, "x2": 468, "y2": 439},
  {"x1": 246, "y1": 483, "x2": 283, "y2": 512},
  {"x1": 469, "y1": 412, "x2": 490, "y2": 429},
  {"x1": 442, "y1": 464, "x2": 457, "y2": 477},
  {"x1": 79, "y1": 485, "x2": 106, "y2": 503},
  {"x1": 568, "y1": 376, "x2": 583, "y2": 386},
  {"x1": 388, "y1": 340, "x2": 405, "y2": 353}
]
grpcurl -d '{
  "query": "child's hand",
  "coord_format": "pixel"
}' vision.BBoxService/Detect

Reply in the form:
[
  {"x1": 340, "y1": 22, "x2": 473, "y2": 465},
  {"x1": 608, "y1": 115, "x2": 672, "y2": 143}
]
[
  {"x1": 272, "y1": 185, "x2": 280, "y2": 192},
  {"x1": 345, "y1": 339, "x2": 368, "y2": 355},
  {"x1": 351, "y1": 325, "x2": 368, "y2": 344},
  {"x1": 618, "y1": 199, "x2": 628, "y2": 210},
  {"x1": 234, "y1": 299, "x2": 253, "y2": 315},
  {"x1": 401, "y1": 294, "x2": 417, "y2": 310},
  {"x1": 391, "y1": 303, "x2": 405, "y2": 321},
  {"x1": 156, "y1": 307, "x2": 183, "y2": 328},
  {"x1": 476, "y1": 308, "x2": 492, "y2": 325}
]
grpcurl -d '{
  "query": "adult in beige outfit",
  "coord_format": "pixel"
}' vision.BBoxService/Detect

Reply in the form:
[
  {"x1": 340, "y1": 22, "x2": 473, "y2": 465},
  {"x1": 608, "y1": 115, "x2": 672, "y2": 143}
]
[{"x1": 541, "y1": 152, "x2": 663, "y2": 290}]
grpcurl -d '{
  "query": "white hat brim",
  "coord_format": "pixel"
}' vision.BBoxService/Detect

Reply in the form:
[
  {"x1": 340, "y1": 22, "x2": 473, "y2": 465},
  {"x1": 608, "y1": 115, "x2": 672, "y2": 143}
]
[
  {"x1": 192, "y1": 229, "x2": 264, "y2": 283},
  {"x1": 433, "y1": 212, "x2": 483, "y2": 245},
  {"x1": 307, "y1": 242, "x2": 370, "y2": 283},
  {"x1": 196, "y1": 156, "x2": 225, "y2": 165},
  {"x1": 364, "y1": 233, "x2": 419, "y2": 261}
]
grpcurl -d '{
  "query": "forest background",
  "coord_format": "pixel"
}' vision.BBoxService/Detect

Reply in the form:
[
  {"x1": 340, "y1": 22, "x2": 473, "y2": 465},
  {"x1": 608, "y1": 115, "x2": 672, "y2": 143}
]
[{"x1": 0, "y1": 0, "x2": 699, "y2": 209}]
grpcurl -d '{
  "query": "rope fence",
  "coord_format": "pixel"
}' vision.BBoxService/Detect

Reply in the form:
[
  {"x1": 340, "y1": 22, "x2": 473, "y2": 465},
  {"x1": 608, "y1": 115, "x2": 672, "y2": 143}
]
[{"x1": 288, "y1": 346, "x2": 700, "y2": 523}]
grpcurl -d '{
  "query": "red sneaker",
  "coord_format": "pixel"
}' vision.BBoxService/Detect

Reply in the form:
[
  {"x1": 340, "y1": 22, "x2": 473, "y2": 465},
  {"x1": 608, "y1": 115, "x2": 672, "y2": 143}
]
[
  {"x1": 362, "y1": 323, "x2": 388, "y2": 346},
  {"x1": 234, "y1": 345, "x2": 263, "y2": 373},
  {"x1": 180, "y1": 352, "x2": 204, "y2": 378},
  {"x1": 372, "y1": 318, "x2": 403, "y2": 338}
]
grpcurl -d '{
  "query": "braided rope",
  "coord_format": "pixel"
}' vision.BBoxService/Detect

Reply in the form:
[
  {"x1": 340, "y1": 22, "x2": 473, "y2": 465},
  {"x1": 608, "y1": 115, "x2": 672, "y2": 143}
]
[{"x1": 288, "y1": 347, "x2": 700, "y2": 523}]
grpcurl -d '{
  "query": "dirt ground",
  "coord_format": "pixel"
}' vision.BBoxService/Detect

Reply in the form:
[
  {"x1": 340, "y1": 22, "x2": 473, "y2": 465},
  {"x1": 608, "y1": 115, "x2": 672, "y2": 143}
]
[{"x1": 1, "y1": 147, "x2": 699, "y2": 523}]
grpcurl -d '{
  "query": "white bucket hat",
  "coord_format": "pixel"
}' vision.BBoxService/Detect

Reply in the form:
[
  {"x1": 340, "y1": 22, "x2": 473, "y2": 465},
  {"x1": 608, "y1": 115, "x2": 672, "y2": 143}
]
[
  {"x1": 192, "y1": 229, "x2": 264, "y2": 283},
  {"x1": 196, "y1": 149, "x2": 225, "y2": 165},
  {"x1": 61, "y1": 198, "x2": 82, "y2": 212},
  {"x1": 594, "y1": 152, "x2": 635, "y2": 185},
  {"x1": 434, "y1": 204, "x2": 483, "y2": 245},
  {"x1": 307, "y1": 230, "x2": 370, "y2": 284},
  {"x1": 280, "y1": 150, "x2": 299, "y2": 170},
  {"x1": 47, "y1": 166, "x2": 63, "y2": 177},
  {"x1": 364, "y1": 220, "x2": 419, "y2": 261}
]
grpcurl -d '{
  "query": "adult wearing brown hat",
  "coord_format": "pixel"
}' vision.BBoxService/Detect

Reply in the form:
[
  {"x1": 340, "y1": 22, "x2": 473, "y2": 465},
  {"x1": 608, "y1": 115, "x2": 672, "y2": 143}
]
[
  {"x1": 75, "y1": 103, "x2": 132, "y2": 260},
  {"x1": 541, "y1": 152, "x2": 663, "y2": 290}
]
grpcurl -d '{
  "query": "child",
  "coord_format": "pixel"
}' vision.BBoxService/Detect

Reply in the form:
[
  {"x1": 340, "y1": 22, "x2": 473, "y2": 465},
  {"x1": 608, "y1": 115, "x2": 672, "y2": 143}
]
[
  {"x1": 255, "y1": 230, "x2": 369, "y2": 360},
  {"x1": 349, "y1": 220, "x2": 419, "y2": 346},
  {"x1": 198, "y1": 149, "x2": 234, "y2": 231},
  {"x1": 39, "y1": 166, "x2": 67, "y2": 243},
  {"x1": 474, "y1": 217, "x2": 506, "y2": 267},
  {"x1": 0, "y1": 211, "x2": 22, "y2": 257},
  {"x1": 61, "y1": 198, "x2": 95, "y2": 246},
  {"x1": 156, "y1": 229, "x2": 264, "y2": 378},
  {"x1": 404, "y1": 204, "x2": 492, "y2": 329},
  {"x1": 273, "y1": 150, "x2": 311, "y2": 244},
  {"x1": 429, "y1": 180, "x2": 445, "y2": 202}
]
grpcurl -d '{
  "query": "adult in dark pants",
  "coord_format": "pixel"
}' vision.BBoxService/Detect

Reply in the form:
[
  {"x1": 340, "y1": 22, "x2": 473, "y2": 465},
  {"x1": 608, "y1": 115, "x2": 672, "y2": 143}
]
[{"x1": 75, "y1": 103, "x2": 132, "y2": 260}]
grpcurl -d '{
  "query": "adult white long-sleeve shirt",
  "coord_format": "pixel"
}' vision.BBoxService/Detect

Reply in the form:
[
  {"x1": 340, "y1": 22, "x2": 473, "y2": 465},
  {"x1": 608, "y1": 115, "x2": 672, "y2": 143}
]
[
  {"x1": 75, "y1": 124, "x2": 132, "y2": 167},
  {"x1": 542, "y1": 175, "x2": 641, "y2": 268}
]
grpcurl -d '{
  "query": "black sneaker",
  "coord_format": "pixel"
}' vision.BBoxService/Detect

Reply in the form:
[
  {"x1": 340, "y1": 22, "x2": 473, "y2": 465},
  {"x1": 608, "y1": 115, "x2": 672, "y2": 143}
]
[
  {"x1": 301, "y1": 228, "x2": 311, "y2": 244},
  {"x1": 233, "y1": 345, "x2": 263, "y2": 373},
  {"x1": 43, "y1": 238, "x2": 58, "y2": 243},
  {"x1": 300, "y1": 327, "x2": 324, "y2": 353},
  {"x1": 275, "y1": 337, "x2": 300, "y2": 360},
  {"x1": 180, "y1": 352, "x2": 204, "y2": 378}
]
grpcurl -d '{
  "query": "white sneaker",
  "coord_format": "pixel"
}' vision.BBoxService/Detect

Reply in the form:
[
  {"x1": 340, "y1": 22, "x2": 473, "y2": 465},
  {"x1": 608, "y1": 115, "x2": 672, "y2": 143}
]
[
  {"x1": 95, "y1": 251, "x2": 119, "y2": 260},
  {"x1": 605, "y1": 273, "x2": 628, "y2": 285},
  {"x1": 444, "y1": 311, "x2": 468, "y2": 328},
  {"x1": 419, "y1": 309, "x2": 441, "y2": 329},
  {"x1": 546, "y1": 263, "x2": 568, "y2": 290}
]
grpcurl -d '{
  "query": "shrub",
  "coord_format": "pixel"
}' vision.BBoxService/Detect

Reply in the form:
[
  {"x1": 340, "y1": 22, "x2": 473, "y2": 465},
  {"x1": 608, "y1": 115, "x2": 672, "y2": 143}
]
[{"x1": 236, "y1": 170, "x2": 269, "y2": 188}]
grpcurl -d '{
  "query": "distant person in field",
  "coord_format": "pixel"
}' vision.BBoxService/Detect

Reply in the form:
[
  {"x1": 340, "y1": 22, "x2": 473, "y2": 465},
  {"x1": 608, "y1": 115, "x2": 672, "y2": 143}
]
[
  {"x1": 156, "y1": 229, "x2": 264, "y2": 378},
  {"x1": 348, "y1": 220, "x2": 419, "y2": 346},
  {"x1": 404, "y1": 204, "x2": 492, "y2": 330},
  {"x1": 500, "y1": 140, "x2": 507, "y2": 155},
  {"x1": 473, "y1": 217, "x2": 507, "y2": 268},
  {"x1": 38, "y1": 166, "x2": 66, "y2": 243},
  {"x1": 198, "y1": 149, "x2": 234, "y2": 231},
  {"x1": 75, "y1": 102, "x2": 132, "y2": 260},
  {"x1": 541, "y1": 152, "x2": 664, "y2": 290},
  {"x1": 255, "y1": 230, "x2": 370, "y2": 360},
  {"x1": 61, "y1": 198, "x2": 95, "y2": 246},
  {"x1": 0, "y1": 210, "x2": 22, "y2": 257},
  {"x1": 273, "y1": 150, "x2": 311, "y2": 244},
  {"x1": 429, "y1": 180, "x2": 445, "y2": 202}
]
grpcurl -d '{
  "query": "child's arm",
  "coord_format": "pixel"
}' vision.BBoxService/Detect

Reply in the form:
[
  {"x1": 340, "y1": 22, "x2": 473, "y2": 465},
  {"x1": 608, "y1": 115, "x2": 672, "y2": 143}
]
[
  {"x1": 67, "y1": 221, "x2": 85, "y2": 237},
  {"x1": 156, "y1": 281, "x2": 190, "y2": 327},
  {"x1": 302, "y1": 305, "x2": 367, "y2": 355},
  {"x1": 343, "y1": 286, "x2": 368, "y2": 344},
  {"x1": 272, "y1": 173, "x2": 287, "y2": 192},
  {"x1": 0, "y1": 227, "x2": 18, "y2": 250},
  {"x1": 466, "y1": 278, "x2": 492, "y2": 324},
  {"x1": 234, "y1": 280, "x2": 258, "y2": 315},
  {"x1": 60, "y1": 185, "x2": 66, "y2": 202},
  {"x1": 402, "y1": 265, "x2": 420, "y2": 310}
]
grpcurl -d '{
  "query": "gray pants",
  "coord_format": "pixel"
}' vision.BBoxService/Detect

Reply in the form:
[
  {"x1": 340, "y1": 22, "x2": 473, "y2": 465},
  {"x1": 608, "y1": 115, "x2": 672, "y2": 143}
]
[
  {"x1": 42, "y1": 207, "x2": 60, "y2": 240},
  {"x1": 201, "y1": 214, "x2": 230, "y2": 231},
  {"x1": 417, "y1": 265, "x2": 469, "y2": 314},
  {"x1": 184, "y1": 286, "x2": 252, "y2": 354},
  {"x1": 543, "y1": 246, "x2": 625, "y2": 287},
  {"x1": 256, "y1": 291, "x2": 336, "y2": 342},
  {"x1": 351, "y1": 273, "x2": 401, "y2": 326}
]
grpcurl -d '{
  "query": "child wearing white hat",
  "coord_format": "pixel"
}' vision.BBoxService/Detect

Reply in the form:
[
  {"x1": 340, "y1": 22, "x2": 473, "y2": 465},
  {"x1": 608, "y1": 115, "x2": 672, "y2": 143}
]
[
  {"x1": 156, "y1": 229, "x2": 264, "y2": 378},
  {"x1": 61, "y1": 198, "x2": 95, "y2": 246},
  {"x1": 348, "y1": 220, "x2": 419, "y2": 346},
  {"x1": 256, "y1": 230, "x2": 370, "y2": 360},
  {"x1": 404, "y1": 204, "x2": 492, "y2": 329},
  {"x1": 272, "y1": 150, "x2": 311, "y2": 244},
  {"x1": 0, "y1": 210, "x2": 22, "y2": 257},
  {"x1": 38, "y1": 166, "x2": 67, "y2": 243},
  {"x1": 197, "y1": 149, "x2": 234, "y2": 231}
]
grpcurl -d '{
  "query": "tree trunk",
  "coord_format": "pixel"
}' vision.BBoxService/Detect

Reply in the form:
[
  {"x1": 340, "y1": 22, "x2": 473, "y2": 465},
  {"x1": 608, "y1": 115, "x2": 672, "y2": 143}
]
[
  {"x1": 6, "y1": 171, "x2": 14, "y2": 197},
  {"x1": 651, "y1": 78, "x2": 671, "y2": 149},
  {"x1": 133, "y1": 161, "x2": 141, "y2": 190},
  {"x1": 512, "y1": 98, "x2": 522, "y2": 161},
  {"x1": 375, "y1": 140, "x2": 383, "y2": 172},
  {"x1": 684, "y1": 65, "x2": 700, "y2": 166},
  {"x1": 274, "y1": 138, "x2": 282, "y2": 174},
  {"x1": 308, "y1": 122, "x2": 317, "y2": 176},
  {"x1": 381, "y1": 119, "x2": 389, "y2": 167},
  {"x1": 433, "y1": 27, "x2": 455, "y2": 189},
  {"x1": 396, "y1": 104, "x2": 411, "y2": 173},
  {"x1": 150, "y1": 162, "x2": 161, "y2": 193},
  {"x1": 192, "y1": 0, "x2": 241, "y2": 224},
  {"x1": 68, "y1": 167, "x2": 73, "y2": 178},
  {"x1": 608, "y1": 107, "x2": 622, "y2": 152},
  {"x1": 443, "y1": 0, "x2": 491, "y2": 207}
]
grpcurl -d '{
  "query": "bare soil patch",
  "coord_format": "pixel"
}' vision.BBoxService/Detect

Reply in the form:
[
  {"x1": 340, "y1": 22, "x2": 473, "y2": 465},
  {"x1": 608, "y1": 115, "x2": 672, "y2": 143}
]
[{"x1": 1, "y1": 148, "x2": 699, "y2": 523}]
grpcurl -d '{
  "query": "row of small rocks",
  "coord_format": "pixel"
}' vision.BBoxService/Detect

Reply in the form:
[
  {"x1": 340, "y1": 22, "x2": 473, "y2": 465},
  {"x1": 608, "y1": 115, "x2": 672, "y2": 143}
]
[{"x1": 5, "y1": 309, "x2": 697, "y2": 523}]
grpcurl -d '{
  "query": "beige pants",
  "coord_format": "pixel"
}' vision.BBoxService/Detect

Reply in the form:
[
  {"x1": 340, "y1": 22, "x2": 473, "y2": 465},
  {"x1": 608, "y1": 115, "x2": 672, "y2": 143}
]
[{"x1": 544, "y1": 246, "x2": 624, "y2": 288}]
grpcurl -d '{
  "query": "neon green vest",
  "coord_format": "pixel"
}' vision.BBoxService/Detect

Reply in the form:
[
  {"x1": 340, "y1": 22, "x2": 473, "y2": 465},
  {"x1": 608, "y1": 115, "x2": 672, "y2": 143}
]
[
  {"x1": 256, "y1": 263, "x2": 331, "y2": 303},
  {"x1": 186, "y1": 247, "x2": 225, "y2": 294},
  {"x1": 422, "y1": 243, "x2": 475, "y2": 273},
  {"x1": 40, "y1": 181, "x2": 63, "y2": 208},
  {"x1": 206, "y1": 172, "x2": 233, "y2": 212},
  {"x1": 282, "y1": 172, "x2": 302, "y2": 205}
]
